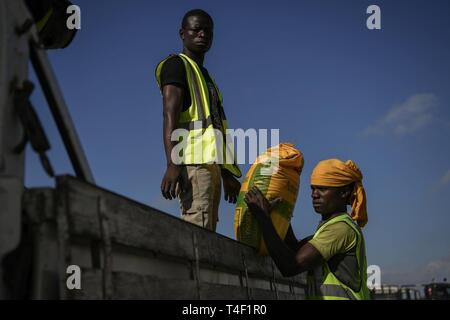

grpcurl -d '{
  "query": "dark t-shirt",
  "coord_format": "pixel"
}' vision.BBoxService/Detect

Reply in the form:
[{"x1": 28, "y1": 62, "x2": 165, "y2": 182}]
[{"x1": 159, "y1": 55, "x2": 224, "y2": 130}]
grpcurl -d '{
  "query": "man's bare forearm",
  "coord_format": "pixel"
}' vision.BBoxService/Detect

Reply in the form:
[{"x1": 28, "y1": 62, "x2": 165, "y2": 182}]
[
  {"x1": 254, "y1": 212, "x2": 304, "y2": 277},
  {"x1": 254, "y1": 210, "x2": 322, "y2": 277},
  {"x1": 163, "y1": 112, "x2": 177, "y2": 166},
  {"x1": 284, "y1": 225, "x2": 299, "y2": 251}
]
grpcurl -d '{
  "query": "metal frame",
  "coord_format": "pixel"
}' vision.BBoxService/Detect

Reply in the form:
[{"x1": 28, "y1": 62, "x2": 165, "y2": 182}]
[{"x1": 29, "y1": 43, "x2": 94, "y2": 184}]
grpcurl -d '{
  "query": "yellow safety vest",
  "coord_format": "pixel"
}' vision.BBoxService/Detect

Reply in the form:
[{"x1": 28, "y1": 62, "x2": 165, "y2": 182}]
[
  {"x1": 155, "y1": 53, "x2": 241, "y2": 177},
  {"x1": 307, "y1": 214, "x2": 371, "y2": 300}
]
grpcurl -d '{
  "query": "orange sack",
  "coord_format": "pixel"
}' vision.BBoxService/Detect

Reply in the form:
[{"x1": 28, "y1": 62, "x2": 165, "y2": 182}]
[{"x1": 234, "y1": 143, "x2": 304, "y2": 255}]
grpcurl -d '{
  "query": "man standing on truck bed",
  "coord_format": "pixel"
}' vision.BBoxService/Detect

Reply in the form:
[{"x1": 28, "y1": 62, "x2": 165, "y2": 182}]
[
  {"x1": 245, "y1": 159, "x2": 371, "y2": 300},
  {"x1": 156, "y1": 9, "x2": 242, "y2": 231}
]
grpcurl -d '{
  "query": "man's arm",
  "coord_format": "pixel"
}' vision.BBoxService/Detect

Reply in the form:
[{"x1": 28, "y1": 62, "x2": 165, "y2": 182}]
[
  {"x1": 160, "y1": 84, "x2": 184, "y2": 200},
  {"x1": 283, "y1": 224, "x2": 299, "y2": 251},
  {"x1": 245, "y1": 187, "x2": 323, "y2": 277},
  {"x1": 283, "y1": 224, "x2": 312, "y2": 252}
]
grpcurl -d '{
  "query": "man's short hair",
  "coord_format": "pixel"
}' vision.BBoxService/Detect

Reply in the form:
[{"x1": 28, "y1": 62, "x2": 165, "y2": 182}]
[{"x1": 181, "y1": 9, "x2": 214, "y2": 29}]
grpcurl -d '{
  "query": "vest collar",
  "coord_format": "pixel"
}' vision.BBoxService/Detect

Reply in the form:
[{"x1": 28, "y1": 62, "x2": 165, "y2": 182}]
[{"x1": 317, "y1": 212, "x2": 349, "y2": 229}]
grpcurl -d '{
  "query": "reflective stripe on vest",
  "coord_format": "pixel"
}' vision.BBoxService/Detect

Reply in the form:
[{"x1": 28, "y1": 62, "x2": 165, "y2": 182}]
[
  {"x1": 307, "y1": 214, "x2": 370, "y2": 300},
  {"x1": 320, "y1": 284, "x2": 357, "y2": 300},
  {"x1": 177, "y1": 117, "x2": 213, "y2": 130},
  {"x1": 155, "y1": 54, "x2": 241, "y2": 177}
]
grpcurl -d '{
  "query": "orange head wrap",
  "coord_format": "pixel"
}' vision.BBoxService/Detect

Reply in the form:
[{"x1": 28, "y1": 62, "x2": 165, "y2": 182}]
[{"x1": 310, "y1": 159, "x2": 368, "y2": 228}]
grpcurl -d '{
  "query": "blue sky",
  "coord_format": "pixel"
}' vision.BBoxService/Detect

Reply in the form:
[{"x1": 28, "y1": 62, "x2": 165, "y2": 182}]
[{"x1": 26, "y1": 0, "x2": 450, "y2": 285}]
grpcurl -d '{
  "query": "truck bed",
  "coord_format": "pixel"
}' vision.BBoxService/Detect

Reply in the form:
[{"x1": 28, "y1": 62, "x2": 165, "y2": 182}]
[{"x1": 19, "y1": 175, "x2": 306, "y2": 299}]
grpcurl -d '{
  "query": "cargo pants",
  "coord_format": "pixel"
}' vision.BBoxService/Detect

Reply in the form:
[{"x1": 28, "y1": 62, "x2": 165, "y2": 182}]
[{"x1": 178, "y1": 164, "x2": 221, "y2": 231}]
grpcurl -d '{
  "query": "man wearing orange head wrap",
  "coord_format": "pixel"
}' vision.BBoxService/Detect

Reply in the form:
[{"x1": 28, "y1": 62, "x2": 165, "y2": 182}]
[
  {"x1": 245, "y1": 158, "x2": 370, "y2": 300},
  {"x1": 310, "y1": 159, "x2": 368, "y2": 227}
]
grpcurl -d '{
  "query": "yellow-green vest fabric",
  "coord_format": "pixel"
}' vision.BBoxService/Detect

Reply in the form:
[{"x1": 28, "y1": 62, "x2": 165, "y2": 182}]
[
  {"x1": 307, "y1": 214, "x2": 371, "y2": 300},
  {"x1": 155, "y1": 53, "x2": 241, "y2": 177}
]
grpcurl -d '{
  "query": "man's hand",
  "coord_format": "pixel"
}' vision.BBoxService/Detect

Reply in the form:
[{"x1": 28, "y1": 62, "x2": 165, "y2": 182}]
[
  {"x1": 221, "y1": 169, "x2": 241, "y2": 204},
  {"x1": 161, "y1": 164, "x2": 182, "y2": 200},
  {"x1": 244, "y1": 186, "x2": 282, "y2": 218}
]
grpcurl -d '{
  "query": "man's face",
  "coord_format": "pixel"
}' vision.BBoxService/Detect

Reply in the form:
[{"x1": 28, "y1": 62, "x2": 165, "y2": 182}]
[
  {"x1": 180, "y1": 15, "x2": 213, "y2": 54},
  {"x1": 311, "y1": 185, "x2": 347, "y2": 215}
]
